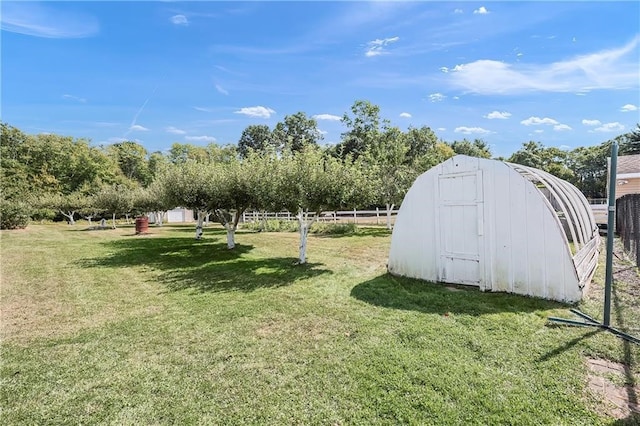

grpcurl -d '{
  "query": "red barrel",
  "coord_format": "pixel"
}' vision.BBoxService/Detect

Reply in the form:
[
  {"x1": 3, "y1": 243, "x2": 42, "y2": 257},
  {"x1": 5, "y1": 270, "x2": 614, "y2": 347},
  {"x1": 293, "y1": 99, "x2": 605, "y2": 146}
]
[{"x1": 135, "y1": 216, "x2": 149, "y2": 234}]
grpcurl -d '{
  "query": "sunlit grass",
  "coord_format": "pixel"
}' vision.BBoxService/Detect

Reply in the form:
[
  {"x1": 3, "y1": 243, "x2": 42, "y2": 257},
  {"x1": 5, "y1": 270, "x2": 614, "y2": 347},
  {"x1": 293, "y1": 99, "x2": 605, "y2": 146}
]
[{"x1": 1, "y1": 223, "x2": 637, "y2": 424}]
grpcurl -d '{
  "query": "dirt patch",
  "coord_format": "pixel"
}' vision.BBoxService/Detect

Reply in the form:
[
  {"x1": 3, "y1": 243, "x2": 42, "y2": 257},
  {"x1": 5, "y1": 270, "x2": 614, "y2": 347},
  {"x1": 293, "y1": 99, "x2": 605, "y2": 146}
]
[{"x1": 587, "y1": 358, "x2": 639, "y2": 419}]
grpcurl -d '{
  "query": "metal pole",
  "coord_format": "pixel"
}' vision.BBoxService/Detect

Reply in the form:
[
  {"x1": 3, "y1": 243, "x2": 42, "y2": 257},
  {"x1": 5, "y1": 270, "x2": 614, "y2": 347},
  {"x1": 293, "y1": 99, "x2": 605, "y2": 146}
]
[{"x1": 603, "y1": 141, "x2": 618, "y2": 327}]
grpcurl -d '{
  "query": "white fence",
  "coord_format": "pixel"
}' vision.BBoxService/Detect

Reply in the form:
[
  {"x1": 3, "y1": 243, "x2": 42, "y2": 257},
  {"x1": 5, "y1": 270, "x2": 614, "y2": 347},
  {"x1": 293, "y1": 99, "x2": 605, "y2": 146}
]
[{"x1": 241, "y1": 208, "x2": 400, "y2": 226}]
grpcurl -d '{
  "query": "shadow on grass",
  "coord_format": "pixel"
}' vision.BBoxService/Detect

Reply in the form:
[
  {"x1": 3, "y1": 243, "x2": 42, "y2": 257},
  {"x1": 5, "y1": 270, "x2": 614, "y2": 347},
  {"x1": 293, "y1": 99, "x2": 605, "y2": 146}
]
[
  {"x1": 351, "y1": 273, "x2": 564, "y2": 316},
  {"x1": 79, "y1": 236, "x2": 331, "y2": 293}
]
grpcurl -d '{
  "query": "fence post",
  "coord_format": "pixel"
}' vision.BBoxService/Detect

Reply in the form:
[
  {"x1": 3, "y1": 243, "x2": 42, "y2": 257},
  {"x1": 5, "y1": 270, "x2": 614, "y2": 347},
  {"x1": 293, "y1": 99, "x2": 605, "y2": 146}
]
[
  {"x1": 353, "y1": 208, "x2": 357, "y2": 223},
  {"x1": 376, "y1": 207, "x2": 379, "y2": 225}
]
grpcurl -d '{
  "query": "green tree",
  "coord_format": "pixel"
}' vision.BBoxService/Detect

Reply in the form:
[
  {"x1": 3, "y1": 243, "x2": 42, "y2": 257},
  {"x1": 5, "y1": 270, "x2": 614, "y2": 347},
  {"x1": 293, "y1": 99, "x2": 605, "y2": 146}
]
[
  {"x1": 93, "y1": 185, "x2": 135, "y2": 229},
  {"x1": 508, "y1": 141, "x2": 574, "y2": 182},
  {"x1": 450, "y1": 138, "x2": 492, "y2": 158},
  {"x1": 337, "y1": 100, "x2": 386, "y2": 160},
  {"x1": 277, "y1": 147, "x2": 370, "y2": 263},
  {"x1": 237, "y1": 125, "x2": 274, "y2": 158},
  {"x1": 160, "y1": 162, "x2": 214, "y2": 239},
  {"x1": 39, "y1": 192, "x2": 90, "y2": 225},
  {"x1": 107, "y1": 141, "x2": 151, "y2": 186},
  {"x1": 272, "y1": 112, "x2": 322, "y2": 153},
  {"x1": 362, "y1": 126, "x2": 413, "y2": 229}
]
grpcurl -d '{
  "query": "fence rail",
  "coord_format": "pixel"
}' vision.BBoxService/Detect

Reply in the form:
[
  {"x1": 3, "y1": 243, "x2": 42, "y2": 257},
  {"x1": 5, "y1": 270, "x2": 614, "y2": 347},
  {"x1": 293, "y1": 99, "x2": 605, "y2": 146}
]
[
  {"x1": 616, "y1": 194, "x2": 640, "y2": 267},
  {"x1": 241, "y1": 208, "x2": 400, "y2": 226}
]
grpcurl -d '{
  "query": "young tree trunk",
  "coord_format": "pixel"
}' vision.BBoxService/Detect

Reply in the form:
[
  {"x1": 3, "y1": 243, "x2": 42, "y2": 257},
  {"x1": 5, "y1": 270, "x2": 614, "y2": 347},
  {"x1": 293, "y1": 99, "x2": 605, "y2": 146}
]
[
  {"x1": 125, "y1": 213, "x2": 131, "y2": 224},
  {"x1": 154, "y1": 211, "x2": 163, "y2": 227},
  {"x1": 61, "y1": 210, "x2": 76, "y2": 225},
  {"x1": 385, "y1": 203, "x2": 395, "y2": 230},
  {"x1": 112, "y1": 213, "x2": 117, "y2": 229},
  {"x1": 225, "y1": 223, "x2": 236, "y2": 249},
  {"x1": 84, "y1": 216, "x2": 93, "y2": 227},
  {"x1": 297, "y1": 209, "x2": 318, "y2": 264},
  {"x1": 195, "y1": 210, "x2": 205, "y2": 239}
]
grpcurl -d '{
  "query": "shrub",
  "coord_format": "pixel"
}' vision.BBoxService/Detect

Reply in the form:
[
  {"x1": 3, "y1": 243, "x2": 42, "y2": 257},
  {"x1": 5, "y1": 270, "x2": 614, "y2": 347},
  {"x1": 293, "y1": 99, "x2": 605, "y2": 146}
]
[
  {"x1": 311, "y1": 222, "x2": 358, "y2": 235},
  {"x1": 0, "y1": 198, "x2": 30, "y2": 229},
  {"x1": 243, "y1": 219, "x2": 298, "y2": 233}
]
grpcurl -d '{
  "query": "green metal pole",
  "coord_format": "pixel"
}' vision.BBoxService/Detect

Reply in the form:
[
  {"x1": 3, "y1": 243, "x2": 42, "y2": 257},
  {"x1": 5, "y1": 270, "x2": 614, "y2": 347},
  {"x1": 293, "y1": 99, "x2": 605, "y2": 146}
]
[{"x1": 603, "y1": 141, "x2": 618, "y2": 327}]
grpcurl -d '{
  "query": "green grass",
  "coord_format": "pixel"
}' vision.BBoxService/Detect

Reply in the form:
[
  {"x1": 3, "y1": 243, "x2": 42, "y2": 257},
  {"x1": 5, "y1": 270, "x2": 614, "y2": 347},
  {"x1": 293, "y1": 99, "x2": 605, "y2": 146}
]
[{"x1": 1, "y1": 223, "x2": 638, "y2": 424}]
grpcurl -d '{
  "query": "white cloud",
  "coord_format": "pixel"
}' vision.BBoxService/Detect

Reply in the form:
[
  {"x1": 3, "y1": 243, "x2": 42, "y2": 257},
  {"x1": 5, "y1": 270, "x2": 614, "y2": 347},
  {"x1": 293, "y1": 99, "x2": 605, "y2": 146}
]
[
  {"x1": 318, "y1": 129, "x2": 328, "y2": 136},
  {"x1": 165, "y1": 126, "x2": 187, "y2": 135},
  {"x1": 170, "y1": 15, "x2": 189, "y2": 26},
  {"x1": 185, "y1": 135, "x2": 217, "y2": 143},
  {"x1": 130, "y1": 124, "x2": 149, "y2": 131},
  {"x1": 594, "y1": 122, "x2": 624, "y2": 132},
  {"x1": 437, "y1": 127, "x2": 446, "y2": 131},
  {"x1": 399, "y1": 112, "x2": 412, "y2": 118},
  {"x1": 533, "y1": 130, "x2": 544, "y2": 134},
  {"x1": 473, "y1": 6, "x2": 489, "y2": 14},
  {"x1": 440, "y1": 67, "x2": 449, "y2": 73},
  {"x1": 454, "y1": 8, "x2": 463, "y2": 14},
  {"x1": 454, "y1": 126, "x2": 491, "y2": 135},
  {"x1": 521, "y1": 116, "x2": 559, "y2": 126},
  {"x1": 365, "y1": 36, "x2": 399, "y2": 57},
  {"x1": 429, "y1": 93, "x2": 446, "y2": 102},
  {"x1": 485, "y1": 111, "x2": 511, "y2": 119},
  {"x1": 313, "y1": 114, "x2": 342, "y2": 121},
  {"x1": 235, "y1": 106, "x2": 276, "y2": 118},
  {"x1": 447, "y1": 36, "x2": 640, "y2": 94},
  {"x1": 215, "y1": 84, "x2": 228, "y2": 95},
  {"x1": 582, "y1": 119, "x2": 601, "y2": 126},
  {"x1": 554, "y1": 124, "x2": 572, "y2": 131},
  {"x1": 193, "y1": 106, "x2": 214, "y2": 113},
  {"x1": 620, "y1": 104, "x2": 638, "y2": 112},
  {"x1": 62, "y1": 94, "x2": 86, "y2": 103},
  {"x1": 0, "y1": 2, "x2": 99, "y2": 38}
]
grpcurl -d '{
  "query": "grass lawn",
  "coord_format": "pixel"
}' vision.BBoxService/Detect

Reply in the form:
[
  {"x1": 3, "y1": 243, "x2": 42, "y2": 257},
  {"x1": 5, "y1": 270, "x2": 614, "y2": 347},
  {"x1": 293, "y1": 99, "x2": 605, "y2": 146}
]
[{"x1": 1, "y1": 223, "x2": 638, "y2": 424}]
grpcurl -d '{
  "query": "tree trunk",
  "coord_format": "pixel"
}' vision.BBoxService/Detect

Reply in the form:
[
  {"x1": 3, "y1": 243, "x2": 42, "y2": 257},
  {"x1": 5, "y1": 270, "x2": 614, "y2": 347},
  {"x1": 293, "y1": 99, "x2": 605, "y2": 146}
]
[
  {"x1": 386, "y1": 203, "x2": 394, "y2": 230},
  {"x1": 85, "y1": 216, "x2": 93, "y2": 227},
  {"x1": 61, "y1": 210, "x2": 75, "y2": 225},
  {"x1": 225, "y1": 223, "x2": 236, "y2": 249},
  {"x1": 195, "y1": 210, "x2": 205, "y2": 239},
  {"x1": 297, "y1": 209, "x2": 318, "y2": 264},
  {"x1": 112, "y1": 213, "x2": 117, "y2": 229},
  {"x1": 125, "y1": 213, "x2": 131, "y2": 224},
  {"x1": 155, "y1": 211, "x2": 163, "y2": 227}
]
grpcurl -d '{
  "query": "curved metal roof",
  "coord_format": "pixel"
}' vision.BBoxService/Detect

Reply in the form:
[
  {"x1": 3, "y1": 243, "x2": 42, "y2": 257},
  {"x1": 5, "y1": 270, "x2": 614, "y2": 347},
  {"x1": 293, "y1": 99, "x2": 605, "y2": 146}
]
[{"x1": 505, "y1": 161, "x2": 600, "y2": 287}]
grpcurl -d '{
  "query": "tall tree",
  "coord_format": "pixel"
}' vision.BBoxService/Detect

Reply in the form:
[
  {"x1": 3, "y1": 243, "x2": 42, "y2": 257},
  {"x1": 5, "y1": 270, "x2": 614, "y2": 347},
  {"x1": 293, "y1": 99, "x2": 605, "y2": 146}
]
[
  {"x1": 237, "y1": 125, "x2": 274, "y2": 158},
  {"x1": 338, "y1": 100, "x2": 386, "y2": 160},
  {"x1": 450, "y1": 138, "x2": 492, "y2": 158},
  {"x1": 272, "y1": 112, "x2": 322, "y2": 153},
  {"x1": 362, "y1": 126, "x2": 413, "y2": 229},
  {"x1": 107, "y1": 141, "x2": 151, "y2": 186},
  {"x1": 508, "y1": 141, "x2": 574, "y2": 182}
]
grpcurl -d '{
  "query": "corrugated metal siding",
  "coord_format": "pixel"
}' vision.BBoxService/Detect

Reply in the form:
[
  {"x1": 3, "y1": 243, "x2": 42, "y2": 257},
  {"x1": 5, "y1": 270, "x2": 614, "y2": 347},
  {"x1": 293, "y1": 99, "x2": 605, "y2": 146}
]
[{"x1": 389, "y1": 155, "x2": 588, "y2": 303}]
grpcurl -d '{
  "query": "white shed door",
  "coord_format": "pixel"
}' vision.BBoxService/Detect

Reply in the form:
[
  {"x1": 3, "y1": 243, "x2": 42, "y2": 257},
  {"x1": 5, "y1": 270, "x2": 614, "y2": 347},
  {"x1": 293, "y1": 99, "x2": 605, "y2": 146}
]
[
  {"x1": 438, "y1": 171, "x2": 484, "y2": 286},
  {"x1": 167, "y1": 209, "x2": 184, "y2": 223}
]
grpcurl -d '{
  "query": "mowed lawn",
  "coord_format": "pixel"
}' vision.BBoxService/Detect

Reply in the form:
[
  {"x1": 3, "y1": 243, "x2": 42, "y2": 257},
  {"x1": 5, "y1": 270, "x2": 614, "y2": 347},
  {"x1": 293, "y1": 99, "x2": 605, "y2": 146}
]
[{"x1": 1, "y1": 223, "x2": 638, "y2": 424}]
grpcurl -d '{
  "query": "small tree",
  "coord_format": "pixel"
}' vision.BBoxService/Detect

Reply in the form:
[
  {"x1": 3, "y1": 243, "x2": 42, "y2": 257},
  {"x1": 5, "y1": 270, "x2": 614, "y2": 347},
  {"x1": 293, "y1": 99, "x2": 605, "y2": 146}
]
[
  {"x1": 161, "y1": 162, "x2": 214, "y2": 239},
  {"x1": 277, "y1": 147, "x2": 371, "y2": 264},
  {"x1": 93, "y1": 185, "x2": 134, "y2": 229},
  {"x1": 39, "y1": 191, "x2": 90, "y2": 225},
  {"x1": 0, "y1": 197, "x2": 30, "y2": 229}
]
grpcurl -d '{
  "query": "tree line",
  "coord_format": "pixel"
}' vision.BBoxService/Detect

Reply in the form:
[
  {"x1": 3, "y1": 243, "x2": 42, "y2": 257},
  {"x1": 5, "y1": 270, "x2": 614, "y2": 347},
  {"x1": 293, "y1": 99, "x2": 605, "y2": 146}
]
[{"x1": 2, "y1": 99, "x2": 639, "y2": 251}]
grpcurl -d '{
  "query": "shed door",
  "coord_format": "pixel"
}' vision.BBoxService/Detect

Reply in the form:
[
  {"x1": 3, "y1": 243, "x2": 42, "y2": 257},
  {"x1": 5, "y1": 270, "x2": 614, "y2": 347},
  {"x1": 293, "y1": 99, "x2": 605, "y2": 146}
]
[
  {"x1": 167, "y1": 209, "x2": 184, "y2": 223},
  {"x1": 438, "y1": 171, "x2": 484, "y2": 286}
]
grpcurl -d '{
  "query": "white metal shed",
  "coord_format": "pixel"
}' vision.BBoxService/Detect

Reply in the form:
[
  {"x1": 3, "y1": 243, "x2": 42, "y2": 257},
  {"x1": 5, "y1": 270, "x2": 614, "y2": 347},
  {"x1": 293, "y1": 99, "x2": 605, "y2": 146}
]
[{"x1": 388, "y1": 155, "x2": 600, "y2": 303}]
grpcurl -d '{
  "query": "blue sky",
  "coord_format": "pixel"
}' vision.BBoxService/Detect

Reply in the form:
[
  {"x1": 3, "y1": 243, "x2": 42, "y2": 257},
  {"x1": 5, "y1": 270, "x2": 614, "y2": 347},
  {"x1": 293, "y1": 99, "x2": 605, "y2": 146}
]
[{"x1": 2, "y1": 1, "x2": 639, "y2": 158}]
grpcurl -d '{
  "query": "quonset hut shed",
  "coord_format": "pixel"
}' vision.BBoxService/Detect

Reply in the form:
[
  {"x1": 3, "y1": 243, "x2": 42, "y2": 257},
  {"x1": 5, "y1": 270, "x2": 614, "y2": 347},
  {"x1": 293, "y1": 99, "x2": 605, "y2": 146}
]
[{"x1": 388, "y1": 155, "x2": 600, "y2": 303}]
